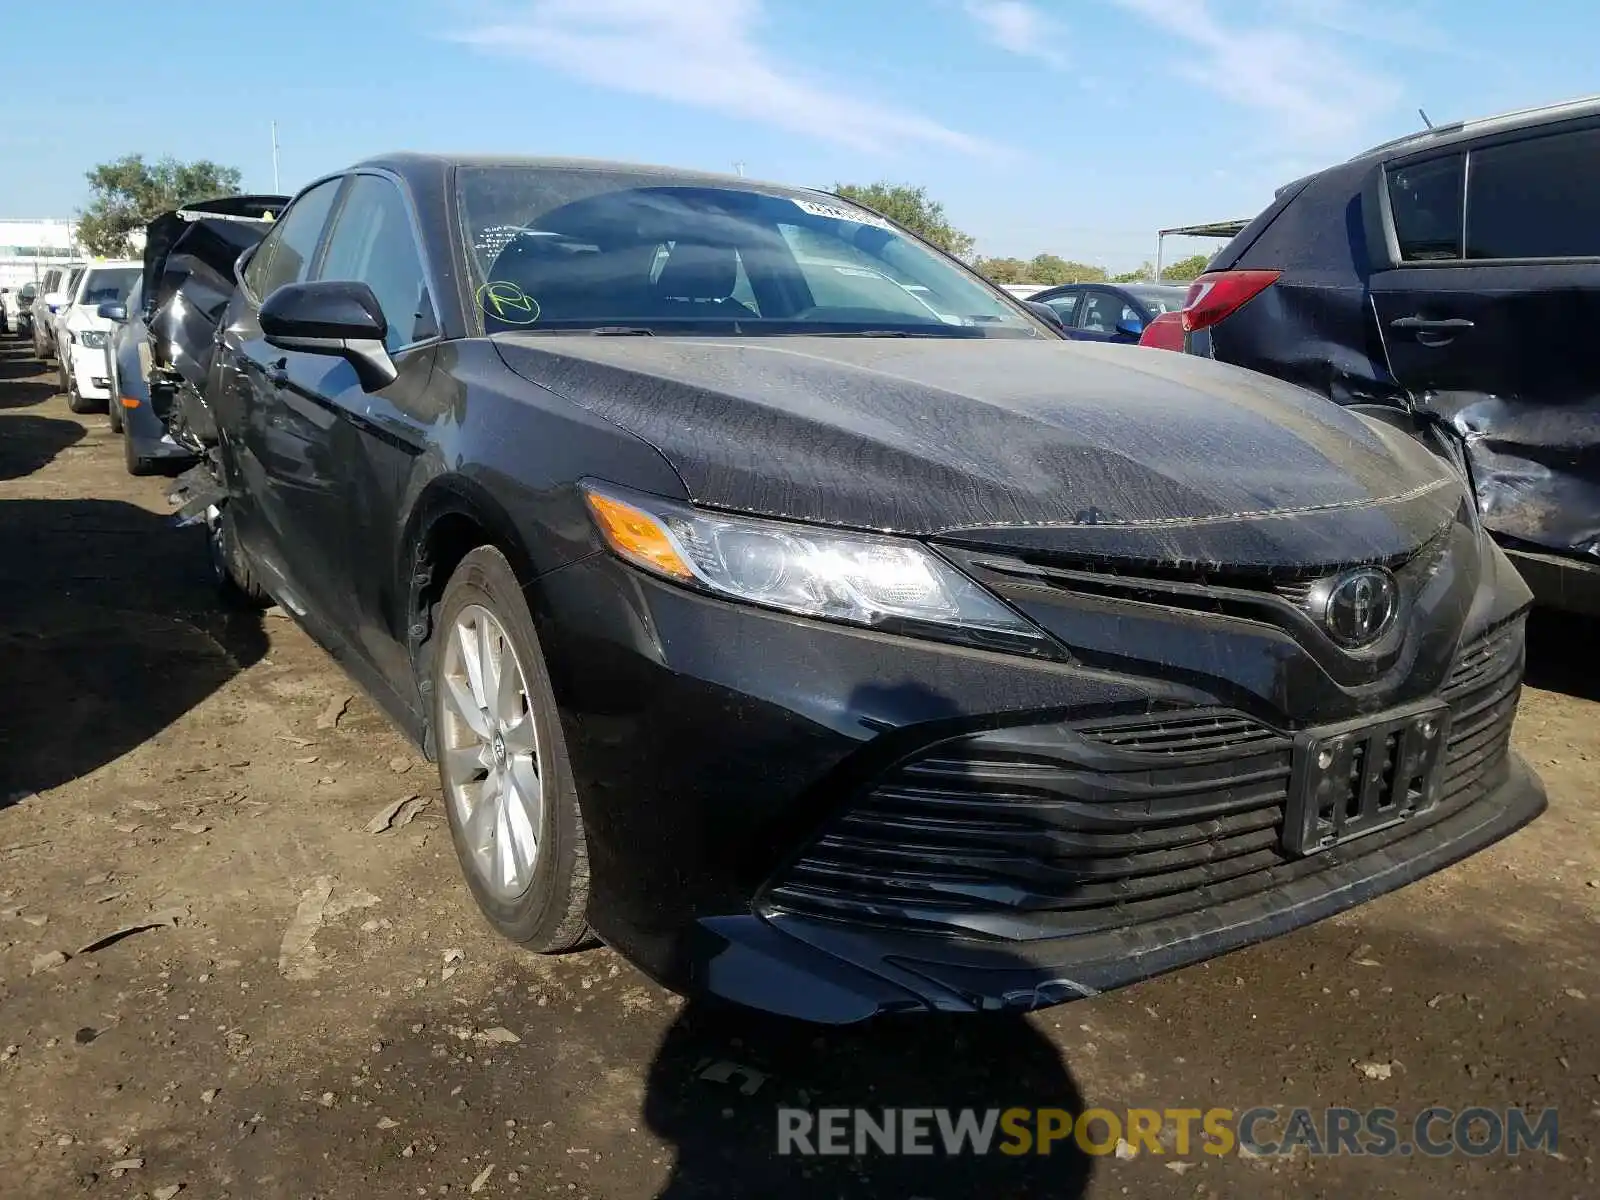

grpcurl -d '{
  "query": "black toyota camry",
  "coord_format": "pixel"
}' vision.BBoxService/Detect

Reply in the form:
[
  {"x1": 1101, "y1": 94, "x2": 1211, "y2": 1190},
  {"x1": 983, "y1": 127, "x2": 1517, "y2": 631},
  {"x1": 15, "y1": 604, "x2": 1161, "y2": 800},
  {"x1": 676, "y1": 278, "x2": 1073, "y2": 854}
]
[{"x1": 191, "y1": 153, "x2": 1544, "y2": 1022}]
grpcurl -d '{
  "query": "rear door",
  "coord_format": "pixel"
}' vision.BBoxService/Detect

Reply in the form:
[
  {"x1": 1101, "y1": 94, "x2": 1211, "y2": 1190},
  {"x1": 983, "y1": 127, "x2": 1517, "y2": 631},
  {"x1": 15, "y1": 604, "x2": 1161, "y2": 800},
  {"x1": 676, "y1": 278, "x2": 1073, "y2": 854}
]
[
  {"x1": 218, "y1": 177, "x2": 347, "y2": 607},
  {"x1": 1370, "y1": 120, "x2": 1600, "y2": 556}
]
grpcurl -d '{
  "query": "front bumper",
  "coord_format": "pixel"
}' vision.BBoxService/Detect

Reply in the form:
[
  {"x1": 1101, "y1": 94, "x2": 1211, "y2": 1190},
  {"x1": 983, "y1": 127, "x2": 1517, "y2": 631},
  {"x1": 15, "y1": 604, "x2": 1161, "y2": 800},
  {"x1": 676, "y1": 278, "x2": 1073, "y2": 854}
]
[
  {"x1": 68, "y1": 343, "x2": 112, "y2": 399},
  {"x1": 533, "y1": 533, "x2": 1542, "y2": 1023}
]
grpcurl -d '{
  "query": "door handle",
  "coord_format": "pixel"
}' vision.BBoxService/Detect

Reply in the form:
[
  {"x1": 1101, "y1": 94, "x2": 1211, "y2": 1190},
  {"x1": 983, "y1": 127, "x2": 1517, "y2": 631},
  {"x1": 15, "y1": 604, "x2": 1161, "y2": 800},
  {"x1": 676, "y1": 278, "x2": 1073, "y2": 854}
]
[
  {"x1": 1390, "y1": 315, "x2": 1473, "y2": 347},
  {"x1": 1390, "y1": 316, "x2": 1474, "y2": 331}
]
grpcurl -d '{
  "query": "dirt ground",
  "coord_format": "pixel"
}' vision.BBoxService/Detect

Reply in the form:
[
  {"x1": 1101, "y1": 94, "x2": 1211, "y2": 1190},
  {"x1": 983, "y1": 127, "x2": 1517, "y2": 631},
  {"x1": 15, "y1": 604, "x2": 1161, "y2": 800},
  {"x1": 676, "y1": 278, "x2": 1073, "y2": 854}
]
[{"x1": 0, "y1": 335, "x2": 1596, "y2": 1200}]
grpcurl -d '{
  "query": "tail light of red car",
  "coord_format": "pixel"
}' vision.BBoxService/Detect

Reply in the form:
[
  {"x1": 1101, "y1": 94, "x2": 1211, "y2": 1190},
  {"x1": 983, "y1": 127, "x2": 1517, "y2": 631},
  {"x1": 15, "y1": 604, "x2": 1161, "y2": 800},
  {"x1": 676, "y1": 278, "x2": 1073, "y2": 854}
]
[
  {"x1": 1137, "y1": 311, "x2": 1185, "y2": 351},
  {"x1": 1181, "y1": 270, "x2": 1280, "y2": 333}
]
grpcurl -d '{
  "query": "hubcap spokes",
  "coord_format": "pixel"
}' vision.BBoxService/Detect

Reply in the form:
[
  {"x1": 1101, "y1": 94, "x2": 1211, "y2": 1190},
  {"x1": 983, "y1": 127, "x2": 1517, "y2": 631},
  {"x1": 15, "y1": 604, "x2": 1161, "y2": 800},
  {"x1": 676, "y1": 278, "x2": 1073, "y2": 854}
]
[{"x1": 439, "y1": 604, "x2": 543, "y2": 898}]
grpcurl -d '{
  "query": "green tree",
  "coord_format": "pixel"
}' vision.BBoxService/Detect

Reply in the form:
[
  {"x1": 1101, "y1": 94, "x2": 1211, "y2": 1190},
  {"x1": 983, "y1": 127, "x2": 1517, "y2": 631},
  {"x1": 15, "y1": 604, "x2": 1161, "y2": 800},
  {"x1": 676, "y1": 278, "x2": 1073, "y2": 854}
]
[
  {"x1": 77, "y1": 154, "x2": 244, "y2": 256},
  {"x1": 1113, "y1": 262, "x2": 1156, "y2": 283},
  {"x1": 833, "y1": 182, "x2": 976, "y2": 259},
  {"x1": 971, "y1": 256, "x2": 1033, "y2": 284},
  {"x1": 1159, "y1": 253, "x2": 1211, "y2": 283},
  {"x1": 1029, "y1": 254, "x2": 1106, "y2": 284}
]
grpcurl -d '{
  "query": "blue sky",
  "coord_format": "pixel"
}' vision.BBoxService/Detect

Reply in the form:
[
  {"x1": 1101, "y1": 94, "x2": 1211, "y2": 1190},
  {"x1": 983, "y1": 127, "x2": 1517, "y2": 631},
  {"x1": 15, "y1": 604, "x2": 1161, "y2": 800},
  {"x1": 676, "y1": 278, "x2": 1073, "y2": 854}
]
[{"x1": 3, "y1": 0, "x2": 1595, "y2": 269}]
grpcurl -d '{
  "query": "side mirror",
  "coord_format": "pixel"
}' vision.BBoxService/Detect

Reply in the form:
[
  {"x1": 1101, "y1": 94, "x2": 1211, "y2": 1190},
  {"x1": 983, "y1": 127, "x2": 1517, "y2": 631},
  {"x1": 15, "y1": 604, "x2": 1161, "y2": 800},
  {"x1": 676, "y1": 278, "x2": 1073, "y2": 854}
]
[
  {"x1": 1115, "y1": 315, "x2": 1145, "y2": 339},
  {"x1": 98, "y1": 302, "x2": 129, "y2": 323},
  {"x1": 1024, "y1": 300, "x2": 1067, "y2": 333},
  {"x1": 260, "y1": 280, "x2": 398, "y2": 392}
]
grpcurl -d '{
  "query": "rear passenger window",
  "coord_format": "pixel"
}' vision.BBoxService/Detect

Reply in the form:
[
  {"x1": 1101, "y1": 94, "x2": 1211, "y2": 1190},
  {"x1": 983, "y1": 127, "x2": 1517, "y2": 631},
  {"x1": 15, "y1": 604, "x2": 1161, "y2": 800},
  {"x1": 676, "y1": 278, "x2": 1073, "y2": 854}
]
[
  {"x1": 1467, "y1": 127, "x2": 1600, "y2": 260},
  {"x1": 1079, "y1": 292, "x2": 1118, "y2": 333},
  {"x1": 1043, "y1": 290, "x2": 1080, "y2": 324},
  {"x1": 1388, "y1": 154, "x2": 1463, "y2": 261},
  {"x1": 247, "y1": 179, "x2": 342, "y2": 300}
]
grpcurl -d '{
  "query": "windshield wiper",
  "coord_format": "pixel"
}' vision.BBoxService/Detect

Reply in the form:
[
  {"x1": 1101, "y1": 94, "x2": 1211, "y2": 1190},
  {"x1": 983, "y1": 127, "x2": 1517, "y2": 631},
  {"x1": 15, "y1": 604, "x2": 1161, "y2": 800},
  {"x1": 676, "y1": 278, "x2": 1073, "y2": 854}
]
[
  {"x1": 588, "y1": 326, "x2": 655, "y2": 336},
  {"x1": 823, "y1": 329, "x2": 935, "y2": 338}
]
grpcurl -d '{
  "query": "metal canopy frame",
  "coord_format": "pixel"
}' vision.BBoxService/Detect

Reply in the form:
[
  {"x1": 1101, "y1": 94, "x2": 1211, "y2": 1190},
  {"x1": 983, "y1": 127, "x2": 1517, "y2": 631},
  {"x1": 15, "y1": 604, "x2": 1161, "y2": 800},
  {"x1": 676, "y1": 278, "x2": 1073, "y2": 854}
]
[{"x1": 1155, "y1": 219, "x2": 1249, "y2": 280}]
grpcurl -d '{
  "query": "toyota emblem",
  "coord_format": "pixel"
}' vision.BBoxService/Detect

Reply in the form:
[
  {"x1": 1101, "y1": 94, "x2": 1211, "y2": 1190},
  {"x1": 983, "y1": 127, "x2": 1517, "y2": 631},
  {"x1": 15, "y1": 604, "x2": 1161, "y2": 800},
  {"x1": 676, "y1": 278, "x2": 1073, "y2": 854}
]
[{"x1": 1318, "y1": 567, "x2": 1400, "y2": 648}]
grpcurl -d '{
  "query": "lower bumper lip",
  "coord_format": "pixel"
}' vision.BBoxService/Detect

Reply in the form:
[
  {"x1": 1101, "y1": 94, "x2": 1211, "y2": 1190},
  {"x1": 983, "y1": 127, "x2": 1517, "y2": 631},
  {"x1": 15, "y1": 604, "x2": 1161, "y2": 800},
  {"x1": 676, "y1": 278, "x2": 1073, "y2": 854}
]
[{"x1": 698, "y1": 755, "x2": 1544, "y2": 1023}]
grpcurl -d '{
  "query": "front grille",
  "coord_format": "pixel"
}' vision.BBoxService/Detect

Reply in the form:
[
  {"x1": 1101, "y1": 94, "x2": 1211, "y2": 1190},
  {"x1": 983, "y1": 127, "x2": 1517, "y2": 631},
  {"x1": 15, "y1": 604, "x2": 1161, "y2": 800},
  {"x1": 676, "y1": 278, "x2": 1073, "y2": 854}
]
[
  {"x1": 765, "y1": 618, "x2": 1527, "y2": 940},
  {"x1": 1272, "y1": 579, "x2": 1316, "y2": 606}
]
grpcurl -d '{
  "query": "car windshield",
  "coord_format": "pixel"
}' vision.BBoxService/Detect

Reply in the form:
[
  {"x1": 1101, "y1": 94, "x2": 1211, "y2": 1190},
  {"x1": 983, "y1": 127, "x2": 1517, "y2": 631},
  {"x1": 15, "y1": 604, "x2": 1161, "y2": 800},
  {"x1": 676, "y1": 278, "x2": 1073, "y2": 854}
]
[
  {"x1": 458, "y1": 166, "x2": 1041, "y2": 338},
  {"x1": 78, "y1": 267, "x2": 139, "y2": 306}
]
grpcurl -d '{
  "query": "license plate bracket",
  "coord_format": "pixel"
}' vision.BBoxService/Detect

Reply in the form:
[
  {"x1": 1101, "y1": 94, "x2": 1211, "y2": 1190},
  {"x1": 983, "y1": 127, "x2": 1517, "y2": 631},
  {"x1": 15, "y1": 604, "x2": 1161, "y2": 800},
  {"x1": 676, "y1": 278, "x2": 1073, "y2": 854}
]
[{"x1": 1284, "y1": 703, "x2": 1452, "y2": 856}]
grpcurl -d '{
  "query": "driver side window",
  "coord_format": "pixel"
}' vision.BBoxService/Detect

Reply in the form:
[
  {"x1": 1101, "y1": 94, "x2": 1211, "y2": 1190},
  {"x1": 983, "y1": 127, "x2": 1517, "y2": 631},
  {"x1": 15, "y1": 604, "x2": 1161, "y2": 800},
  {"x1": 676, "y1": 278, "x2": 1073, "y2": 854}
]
[{"x1": 316, "y1": 174, "x2": 435, "y2": 352}]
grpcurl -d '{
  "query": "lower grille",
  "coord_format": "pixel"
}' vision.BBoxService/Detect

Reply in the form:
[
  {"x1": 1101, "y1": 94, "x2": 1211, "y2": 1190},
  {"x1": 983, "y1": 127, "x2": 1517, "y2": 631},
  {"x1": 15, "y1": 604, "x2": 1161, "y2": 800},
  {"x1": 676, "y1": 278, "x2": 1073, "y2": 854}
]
[
  {"x1": 1438, "y1": 617, "x2": 1523, "y2": 805},
  {"x1": 765, "y1": 618, "x2": 1527, "y2": 940}
]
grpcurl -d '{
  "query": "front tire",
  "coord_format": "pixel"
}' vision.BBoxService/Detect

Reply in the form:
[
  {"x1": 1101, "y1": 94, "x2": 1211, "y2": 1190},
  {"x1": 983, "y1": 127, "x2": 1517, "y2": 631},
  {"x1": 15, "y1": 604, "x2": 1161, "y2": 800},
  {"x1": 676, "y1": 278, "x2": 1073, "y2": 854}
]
[
  {"x1": 432, "y1": 546, "x2": 590, "y2": 953},
  {"x1": 108, "y1": 394, "x2": 124, "y2": 434},
  {"x1": 66, "y1": 374, "x2": 96, "y2": 414},
  {"x1": 208, "y1": 505, "x2": 271, "y2": 608}
]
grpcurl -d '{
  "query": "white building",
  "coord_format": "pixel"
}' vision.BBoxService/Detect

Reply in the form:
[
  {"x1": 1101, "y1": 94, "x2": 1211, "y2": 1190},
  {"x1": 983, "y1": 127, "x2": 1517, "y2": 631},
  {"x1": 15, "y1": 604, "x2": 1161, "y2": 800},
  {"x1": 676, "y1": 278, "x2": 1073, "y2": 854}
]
[{"x1": 0, "y1": 218, "x2": 84, "y2": 291}]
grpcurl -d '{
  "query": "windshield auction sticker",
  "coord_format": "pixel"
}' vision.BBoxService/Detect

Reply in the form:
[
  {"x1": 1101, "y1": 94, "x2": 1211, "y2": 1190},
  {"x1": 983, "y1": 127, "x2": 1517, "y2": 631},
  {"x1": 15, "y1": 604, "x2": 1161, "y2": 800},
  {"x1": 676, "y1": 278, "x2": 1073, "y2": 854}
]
[{"x1": 791, "y1": 198, "x2": 896, "y2": 231}]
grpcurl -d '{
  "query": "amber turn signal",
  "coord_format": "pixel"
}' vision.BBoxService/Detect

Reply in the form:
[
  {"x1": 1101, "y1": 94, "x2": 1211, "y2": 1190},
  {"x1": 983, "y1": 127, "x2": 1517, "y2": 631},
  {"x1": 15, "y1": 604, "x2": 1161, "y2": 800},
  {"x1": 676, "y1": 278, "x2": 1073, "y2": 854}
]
[{"x1": 583, "y1": 489, "x2": 693, "y2": 580}]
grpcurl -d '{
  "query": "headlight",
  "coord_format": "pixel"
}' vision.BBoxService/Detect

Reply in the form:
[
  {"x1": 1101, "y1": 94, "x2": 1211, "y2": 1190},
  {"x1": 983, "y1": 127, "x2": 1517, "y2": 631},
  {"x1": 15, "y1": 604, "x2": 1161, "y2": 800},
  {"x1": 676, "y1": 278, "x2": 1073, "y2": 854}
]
[
  {"x1": 582, "y1": 483, "x2": 1057, "y2": 656},
  {"x1": 79, "y1": 330, "x2": 109, "y2": 349}
]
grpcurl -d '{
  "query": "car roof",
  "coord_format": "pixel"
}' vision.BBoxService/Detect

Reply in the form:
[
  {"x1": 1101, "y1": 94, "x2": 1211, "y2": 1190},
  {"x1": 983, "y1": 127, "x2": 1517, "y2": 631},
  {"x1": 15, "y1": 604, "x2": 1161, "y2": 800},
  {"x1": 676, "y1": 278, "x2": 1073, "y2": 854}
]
[
  {"x1": 1350, "y1": 92, "x2": 1600, "y2": 163},
  {"x1": 353, "y1": 151, "x2": 816, "y2": 196}
]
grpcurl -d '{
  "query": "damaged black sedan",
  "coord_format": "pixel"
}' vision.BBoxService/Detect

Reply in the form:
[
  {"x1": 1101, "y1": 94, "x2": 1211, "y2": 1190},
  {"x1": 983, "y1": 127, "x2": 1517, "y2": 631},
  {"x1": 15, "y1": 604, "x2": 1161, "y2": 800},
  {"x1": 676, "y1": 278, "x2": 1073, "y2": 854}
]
[{"x1": 192, "y1": 154, "x2": 1544, "y2": 1022}]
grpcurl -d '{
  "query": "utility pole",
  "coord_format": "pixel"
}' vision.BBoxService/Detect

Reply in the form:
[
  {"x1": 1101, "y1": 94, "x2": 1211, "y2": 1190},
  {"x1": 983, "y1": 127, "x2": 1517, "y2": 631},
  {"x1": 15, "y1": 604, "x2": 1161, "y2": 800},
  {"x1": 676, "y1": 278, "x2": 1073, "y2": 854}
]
[
  {"x1": 733, "y1": 161, "x2": 746, "y2": 177},
  {"x1": 271, "y1": 121, "x2": 281, "y2": 192}
]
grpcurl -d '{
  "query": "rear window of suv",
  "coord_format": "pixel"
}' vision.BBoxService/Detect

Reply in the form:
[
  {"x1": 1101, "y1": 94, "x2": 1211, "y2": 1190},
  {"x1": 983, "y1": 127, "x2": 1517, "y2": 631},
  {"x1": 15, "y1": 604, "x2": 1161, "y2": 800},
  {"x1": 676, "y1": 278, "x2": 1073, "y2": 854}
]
[
  {"x1": 1387, "y1": 126, "x2": 1600, "y2": 263},
  {"x1": 1387, "y1": 154, "x2": 1463, "y2": 261},
  {"x1": 1466, "y1": 126, "x2": 1600, "y2": 260}
]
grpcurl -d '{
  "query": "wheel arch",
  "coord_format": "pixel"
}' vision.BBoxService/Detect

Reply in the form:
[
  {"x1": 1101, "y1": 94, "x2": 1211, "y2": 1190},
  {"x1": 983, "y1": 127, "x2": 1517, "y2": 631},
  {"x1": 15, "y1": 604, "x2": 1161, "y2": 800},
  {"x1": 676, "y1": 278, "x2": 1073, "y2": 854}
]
[{"x1": 399, "y1": 473, "x2": 554, "y2": 758}]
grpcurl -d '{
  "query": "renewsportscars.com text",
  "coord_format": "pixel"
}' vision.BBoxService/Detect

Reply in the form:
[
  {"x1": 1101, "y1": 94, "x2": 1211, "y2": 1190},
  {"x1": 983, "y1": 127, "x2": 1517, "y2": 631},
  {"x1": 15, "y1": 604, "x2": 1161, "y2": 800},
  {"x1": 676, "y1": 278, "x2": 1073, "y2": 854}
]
[{"x1": 776, "y1": 1106, "x2": 1559, "y2": 1158}]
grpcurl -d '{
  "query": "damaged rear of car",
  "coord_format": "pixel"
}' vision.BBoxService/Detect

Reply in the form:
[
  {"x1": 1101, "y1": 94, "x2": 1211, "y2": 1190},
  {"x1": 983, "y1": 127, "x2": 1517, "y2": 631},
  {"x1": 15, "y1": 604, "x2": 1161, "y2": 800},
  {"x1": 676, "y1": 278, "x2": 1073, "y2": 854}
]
[
  {"x1": 1178, "y1": 96, "x2": 1600, "y2": 615},
  {"x1": 137, "y1": 195, "x2": 288, "y2": 458}
]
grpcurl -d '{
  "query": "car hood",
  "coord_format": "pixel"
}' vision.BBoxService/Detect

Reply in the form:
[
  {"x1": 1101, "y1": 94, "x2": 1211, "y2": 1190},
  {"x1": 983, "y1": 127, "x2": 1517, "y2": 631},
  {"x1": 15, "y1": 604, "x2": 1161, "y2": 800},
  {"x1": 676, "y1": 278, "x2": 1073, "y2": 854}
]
[
  {"x1": 64, "y1": 307, "x2": 111, "y2": 333},
  {"x1": 494, "y1": 336, "x2": 1467, "y2": 569}
]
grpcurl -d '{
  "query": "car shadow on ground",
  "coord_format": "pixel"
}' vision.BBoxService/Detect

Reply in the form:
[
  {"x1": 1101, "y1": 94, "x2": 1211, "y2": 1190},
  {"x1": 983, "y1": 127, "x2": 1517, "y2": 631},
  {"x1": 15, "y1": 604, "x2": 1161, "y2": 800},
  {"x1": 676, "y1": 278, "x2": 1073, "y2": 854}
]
[
  {"x1": 0, "y1": 376, "x2": 56, "y2": 409},
  {"x1": 638, "y1": 677, "x2": 1094, "y2": 1196},
  {"x1": 642, "y1": 1001, "x2": 1093, "y2": 1198},
  {"x1": 0, "y1": 496, "x2": 268, "y2": 805},
  {"x1": 1523, "y1": 607, "x2": 1600, "y2": 704},
  {"x1": 0, "y1": 413, "x2": 85, "y2": 479},
  {"x1": 0, "y1": 348, "x2": 51, "y2": 386}
]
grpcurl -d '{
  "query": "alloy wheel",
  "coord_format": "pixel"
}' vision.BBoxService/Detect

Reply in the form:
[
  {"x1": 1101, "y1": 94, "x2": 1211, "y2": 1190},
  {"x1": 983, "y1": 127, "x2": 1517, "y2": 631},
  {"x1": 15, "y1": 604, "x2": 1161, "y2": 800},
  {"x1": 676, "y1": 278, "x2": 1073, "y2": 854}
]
[{"x1": 438, "y1": 604, "x2": 544, "y2": 900}]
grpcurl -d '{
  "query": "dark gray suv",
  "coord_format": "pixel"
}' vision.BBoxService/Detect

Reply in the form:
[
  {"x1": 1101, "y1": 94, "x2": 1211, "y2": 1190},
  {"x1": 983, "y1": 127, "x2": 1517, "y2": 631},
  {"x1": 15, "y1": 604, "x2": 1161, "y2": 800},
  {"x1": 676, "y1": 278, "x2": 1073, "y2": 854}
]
[{"x1": 1171, "y1": 96, "x2": 1600, "y2": 615}]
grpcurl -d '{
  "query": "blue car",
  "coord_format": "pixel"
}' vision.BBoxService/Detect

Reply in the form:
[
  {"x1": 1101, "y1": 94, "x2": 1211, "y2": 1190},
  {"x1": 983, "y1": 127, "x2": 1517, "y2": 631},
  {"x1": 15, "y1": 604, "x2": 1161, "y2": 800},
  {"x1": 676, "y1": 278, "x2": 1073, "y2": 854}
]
[
  {"x1": 101, "y1": 276, "x2": 195, "y2": 474},
  {"x1": 1029, "y1": 282, "x2": 1188, "y2": 343}
]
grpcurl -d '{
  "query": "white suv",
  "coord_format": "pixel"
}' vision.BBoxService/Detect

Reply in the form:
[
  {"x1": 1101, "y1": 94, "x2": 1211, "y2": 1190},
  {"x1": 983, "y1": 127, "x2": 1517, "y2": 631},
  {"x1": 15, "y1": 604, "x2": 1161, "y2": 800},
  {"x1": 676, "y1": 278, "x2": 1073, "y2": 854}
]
[{"x1": 59, "y1": 261, "x2": 141, "y2": 413}]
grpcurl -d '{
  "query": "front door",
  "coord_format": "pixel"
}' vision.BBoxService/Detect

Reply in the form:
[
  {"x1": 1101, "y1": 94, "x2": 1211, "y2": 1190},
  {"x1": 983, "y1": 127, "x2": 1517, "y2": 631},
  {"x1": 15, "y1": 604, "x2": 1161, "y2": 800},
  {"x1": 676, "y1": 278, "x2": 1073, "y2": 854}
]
[
  {"x1": 1370, "y1": 125, "x2": 1600, "y2": 557},
  {"x1": 285, "y1": 171, "x2": 444, "y2": 694}
]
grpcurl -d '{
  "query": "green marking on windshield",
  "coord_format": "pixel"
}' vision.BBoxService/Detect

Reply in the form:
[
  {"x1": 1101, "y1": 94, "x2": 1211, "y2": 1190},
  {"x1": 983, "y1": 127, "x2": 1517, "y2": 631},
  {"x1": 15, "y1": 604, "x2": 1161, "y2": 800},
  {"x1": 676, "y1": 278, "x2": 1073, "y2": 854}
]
[{"x1": 478, "y1": 281, "x2": 542, "y2": 325}]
